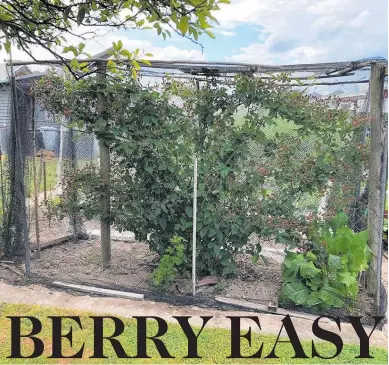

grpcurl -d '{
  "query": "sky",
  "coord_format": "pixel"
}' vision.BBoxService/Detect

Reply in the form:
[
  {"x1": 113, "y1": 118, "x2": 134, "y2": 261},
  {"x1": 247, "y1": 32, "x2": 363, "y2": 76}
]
[{"x1": 0, "y1": 0, "x2": 388, "y2": 66}]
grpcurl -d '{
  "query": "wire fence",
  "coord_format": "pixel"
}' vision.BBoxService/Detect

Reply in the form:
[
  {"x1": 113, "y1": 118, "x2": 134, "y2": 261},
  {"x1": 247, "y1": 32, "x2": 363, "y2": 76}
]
[{"x1": 0, "y1": 58, "x2": 387, "y2": 319}]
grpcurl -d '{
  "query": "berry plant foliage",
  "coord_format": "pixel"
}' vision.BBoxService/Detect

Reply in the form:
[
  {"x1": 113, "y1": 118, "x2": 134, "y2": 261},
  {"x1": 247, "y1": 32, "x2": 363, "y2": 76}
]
[{"x1": 34, "y1": 70, "x2": 368, "y2": 278}]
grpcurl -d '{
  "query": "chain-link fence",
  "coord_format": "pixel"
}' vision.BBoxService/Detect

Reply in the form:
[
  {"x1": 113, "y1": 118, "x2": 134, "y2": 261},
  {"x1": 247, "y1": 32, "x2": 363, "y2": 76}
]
[{"x1": 0, "y1": 59, "x2": 387, "y2": 319}]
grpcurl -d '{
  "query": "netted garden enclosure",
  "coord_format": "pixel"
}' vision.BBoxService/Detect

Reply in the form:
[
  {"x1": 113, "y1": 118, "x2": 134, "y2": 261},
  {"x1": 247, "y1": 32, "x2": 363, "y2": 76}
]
[{"x1": 0, "y1": 58, "x2": 387, "y2": 320}]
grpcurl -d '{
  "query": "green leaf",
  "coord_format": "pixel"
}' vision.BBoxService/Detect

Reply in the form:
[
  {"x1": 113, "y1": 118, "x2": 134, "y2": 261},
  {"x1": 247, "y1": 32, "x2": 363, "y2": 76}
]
[
  {"x1": 251, "y1": 253, "x2": 259, "y2": 264},
  {"x1": 284, "y1": 282, "x2": 310, "y2": 305},
  {"x1": 185, "y1": 206, "x2": 193, "y2": 218},
  {"x1": 277, "y1": 232, "x2": 294, "y2": 246},
  {"x1": 192, "y1": 28, "x2": 199, "y2": 41},
  {"x1": 64, "y1": 6, "x2": 71, "y2": 22},
  {"x1": 318, "y1": 286, "x2": 344, "y2": 308},
  {"x1": 163, "y1": 181, "x2": 175, "y2": 189},
  {"x1": 4, "y1": 40, "x2": 10, "y2": 53},
  {"x1": 282, "y1": 267, "x2": 296, "y2": 279},
  {"x1": 159, "y1": 218, "x2": 167, "y2": 230},
  {"x1": 299, "y1": 261, "x2": 321, "y2": 279},
  {"x1": 120, "y1": 49, "x2": 133, "y2": 58},
  {"x1": 140, "y1": 59, "x2": 152, "y2": 66},
  {"x1": 63, "y1": 45, "x2": 78, "y2": 56},
  {"x1": 328, "y1": 254, "x2": 342, "y2": 272},
  {"x1": 179, "y1": 15, "x2": 189, "y2": 35},
  {"x1": 220, "y1": 166, "x2": 230, "y2": 178},
  {"x1": 338, "y1": 272, "x2": 356, "y2": 288},
  {"x1": 77, "y1": 6, "x2": 86, "y2": 25},
  {"x1": 205, "y1": 30, "x2": 216, "y2": 39},
  {"x1": 107, "y1": 59, "x2": 116, "y2": 70},
  {"x1": 132, "y1": 60, "x2": 141, "y2": 71},
  {"x1": 70, "y1": 58, "x2": 80, "y2": 69},
  {"x1": 214, "y1": 245, "x2": 221, "y2": 255},
  {"x1": 329, "y1": 212, "x2": 348, "y2": 231},
  {"x1": 260, "y1": 254, "x2": 268, "y2": 266},
  {"x1": 306, "y1": 292, "x2": 321, "y2": 307},
  {"x1": 306, "y1": 251, "x2": 317, "y2": 262},
  {"x1": 200, "y1": 227, "x2": 208, "y2": 238}
]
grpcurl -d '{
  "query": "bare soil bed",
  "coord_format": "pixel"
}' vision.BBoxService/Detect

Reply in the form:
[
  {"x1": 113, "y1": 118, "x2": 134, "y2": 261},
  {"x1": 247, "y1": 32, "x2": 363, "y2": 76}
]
[{"x1": 27, "y1": 239, "x2": 283, "y2": 305}]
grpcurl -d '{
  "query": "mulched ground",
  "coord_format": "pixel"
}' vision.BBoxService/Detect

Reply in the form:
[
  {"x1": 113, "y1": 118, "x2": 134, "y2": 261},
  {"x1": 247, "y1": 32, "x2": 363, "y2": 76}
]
[
  {"x1": 19, "y1": 192, "x2": 385, "y2": 323},
  {"x1": 27, "y1": 239, "x2": 282, "y2": 304},
  {"x1": 0, "y1": 237, "x2": 382, "y2": 324}
]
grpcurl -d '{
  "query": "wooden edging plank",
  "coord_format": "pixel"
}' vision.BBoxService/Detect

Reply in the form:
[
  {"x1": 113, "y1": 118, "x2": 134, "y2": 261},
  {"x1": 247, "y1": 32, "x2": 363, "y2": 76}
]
[
  {"x1": 52, "y1": 281, "x2": 144, "y2": 301},
  {"x1": 0, "y1": 263, "x2": 24, "y2": 277},
  {"x1": 32, "y1": 235, "x2": 75, "y2": 251},
  {"x1": 215, "y1": 296, "x2": 329, "y2": 322}
]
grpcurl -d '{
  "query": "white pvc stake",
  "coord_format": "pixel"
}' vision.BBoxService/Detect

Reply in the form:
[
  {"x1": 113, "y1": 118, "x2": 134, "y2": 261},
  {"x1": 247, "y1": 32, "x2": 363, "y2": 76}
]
[{"x1": 192, "y1": 156, "x2": 198, "y2": 296}]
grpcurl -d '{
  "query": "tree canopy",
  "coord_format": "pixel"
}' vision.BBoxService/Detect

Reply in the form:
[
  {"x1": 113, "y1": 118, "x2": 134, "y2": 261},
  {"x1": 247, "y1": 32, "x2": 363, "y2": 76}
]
[{"x1": 0, "y1": 0, "x2": 229, "y2": 76}]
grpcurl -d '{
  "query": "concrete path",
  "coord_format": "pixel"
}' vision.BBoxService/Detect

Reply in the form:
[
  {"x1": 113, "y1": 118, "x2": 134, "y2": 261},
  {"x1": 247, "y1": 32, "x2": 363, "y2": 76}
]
[{"x1": 0, "y1": 281, "x2": 387, "y2": 348}]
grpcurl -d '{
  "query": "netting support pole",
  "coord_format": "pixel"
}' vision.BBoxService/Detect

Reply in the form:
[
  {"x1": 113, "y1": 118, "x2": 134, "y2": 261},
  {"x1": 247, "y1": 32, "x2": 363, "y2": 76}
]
[
  {"x1": 192, "y1": 156, "x2": 198, "y2": 296},
  {"x1": 375, "y1": 124, "x2": 387, "y2": 314},
  {"x1": 99, "y1": 138, "x2": 111, "y2": 268},
  {"x1": 97, "y1": 70, "x2": 111, "y2": 269},
  {"x1": 69, "y1": 126, "x2": 78, "y2": 236},
  {"x1": 367, "y1": 63, "x2": 385, "y2": 308},
  {"x1": 9, "y1": 47, "x2": 31, "y2": 275}
]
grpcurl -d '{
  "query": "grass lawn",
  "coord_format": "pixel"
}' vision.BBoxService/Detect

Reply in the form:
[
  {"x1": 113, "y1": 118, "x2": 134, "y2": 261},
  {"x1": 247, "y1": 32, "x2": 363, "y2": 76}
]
[
  {"x1": 0, "y1": 302, "x2": 387, "y2": 364},
  {"x1": 0, "y1": 157, "x2": 57, "y2": 199},
  {"x1": 0, "y1": 157, "x2": 58, "y2": 219}
]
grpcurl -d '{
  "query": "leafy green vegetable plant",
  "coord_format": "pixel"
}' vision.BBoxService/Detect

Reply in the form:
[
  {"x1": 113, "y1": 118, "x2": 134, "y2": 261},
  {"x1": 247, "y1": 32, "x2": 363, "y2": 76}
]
[{"x1": 280, "y1": 213, "x2": 371, "y2": 309}]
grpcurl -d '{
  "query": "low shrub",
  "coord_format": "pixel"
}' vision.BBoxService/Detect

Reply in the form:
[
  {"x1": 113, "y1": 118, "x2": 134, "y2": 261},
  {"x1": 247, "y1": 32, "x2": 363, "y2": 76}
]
[{"x1": 151, "y1": 236, "x2": 187, "y2": 288}]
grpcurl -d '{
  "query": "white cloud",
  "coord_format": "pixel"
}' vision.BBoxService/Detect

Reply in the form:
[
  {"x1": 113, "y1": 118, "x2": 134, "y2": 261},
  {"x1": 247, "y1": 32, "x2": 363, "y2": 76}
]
[
  {"x1": 349, "y1": 11, "x2": 371, "y2": 28},
  {"x1": 215, "y1": 0, "x2": 267, "y2": 29},
  {"x1": 0, "y1": 26, "x2": 205, "y2": 67},
  {"x1": 213, "y1": 29, "x2": 236, "y2": 37},
  {"x1": 84, "y1": 35, "x2": 205, "y2": 60},
  {"x1": 217, "y1": 0, "x2": 387, "y2": 64}
]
